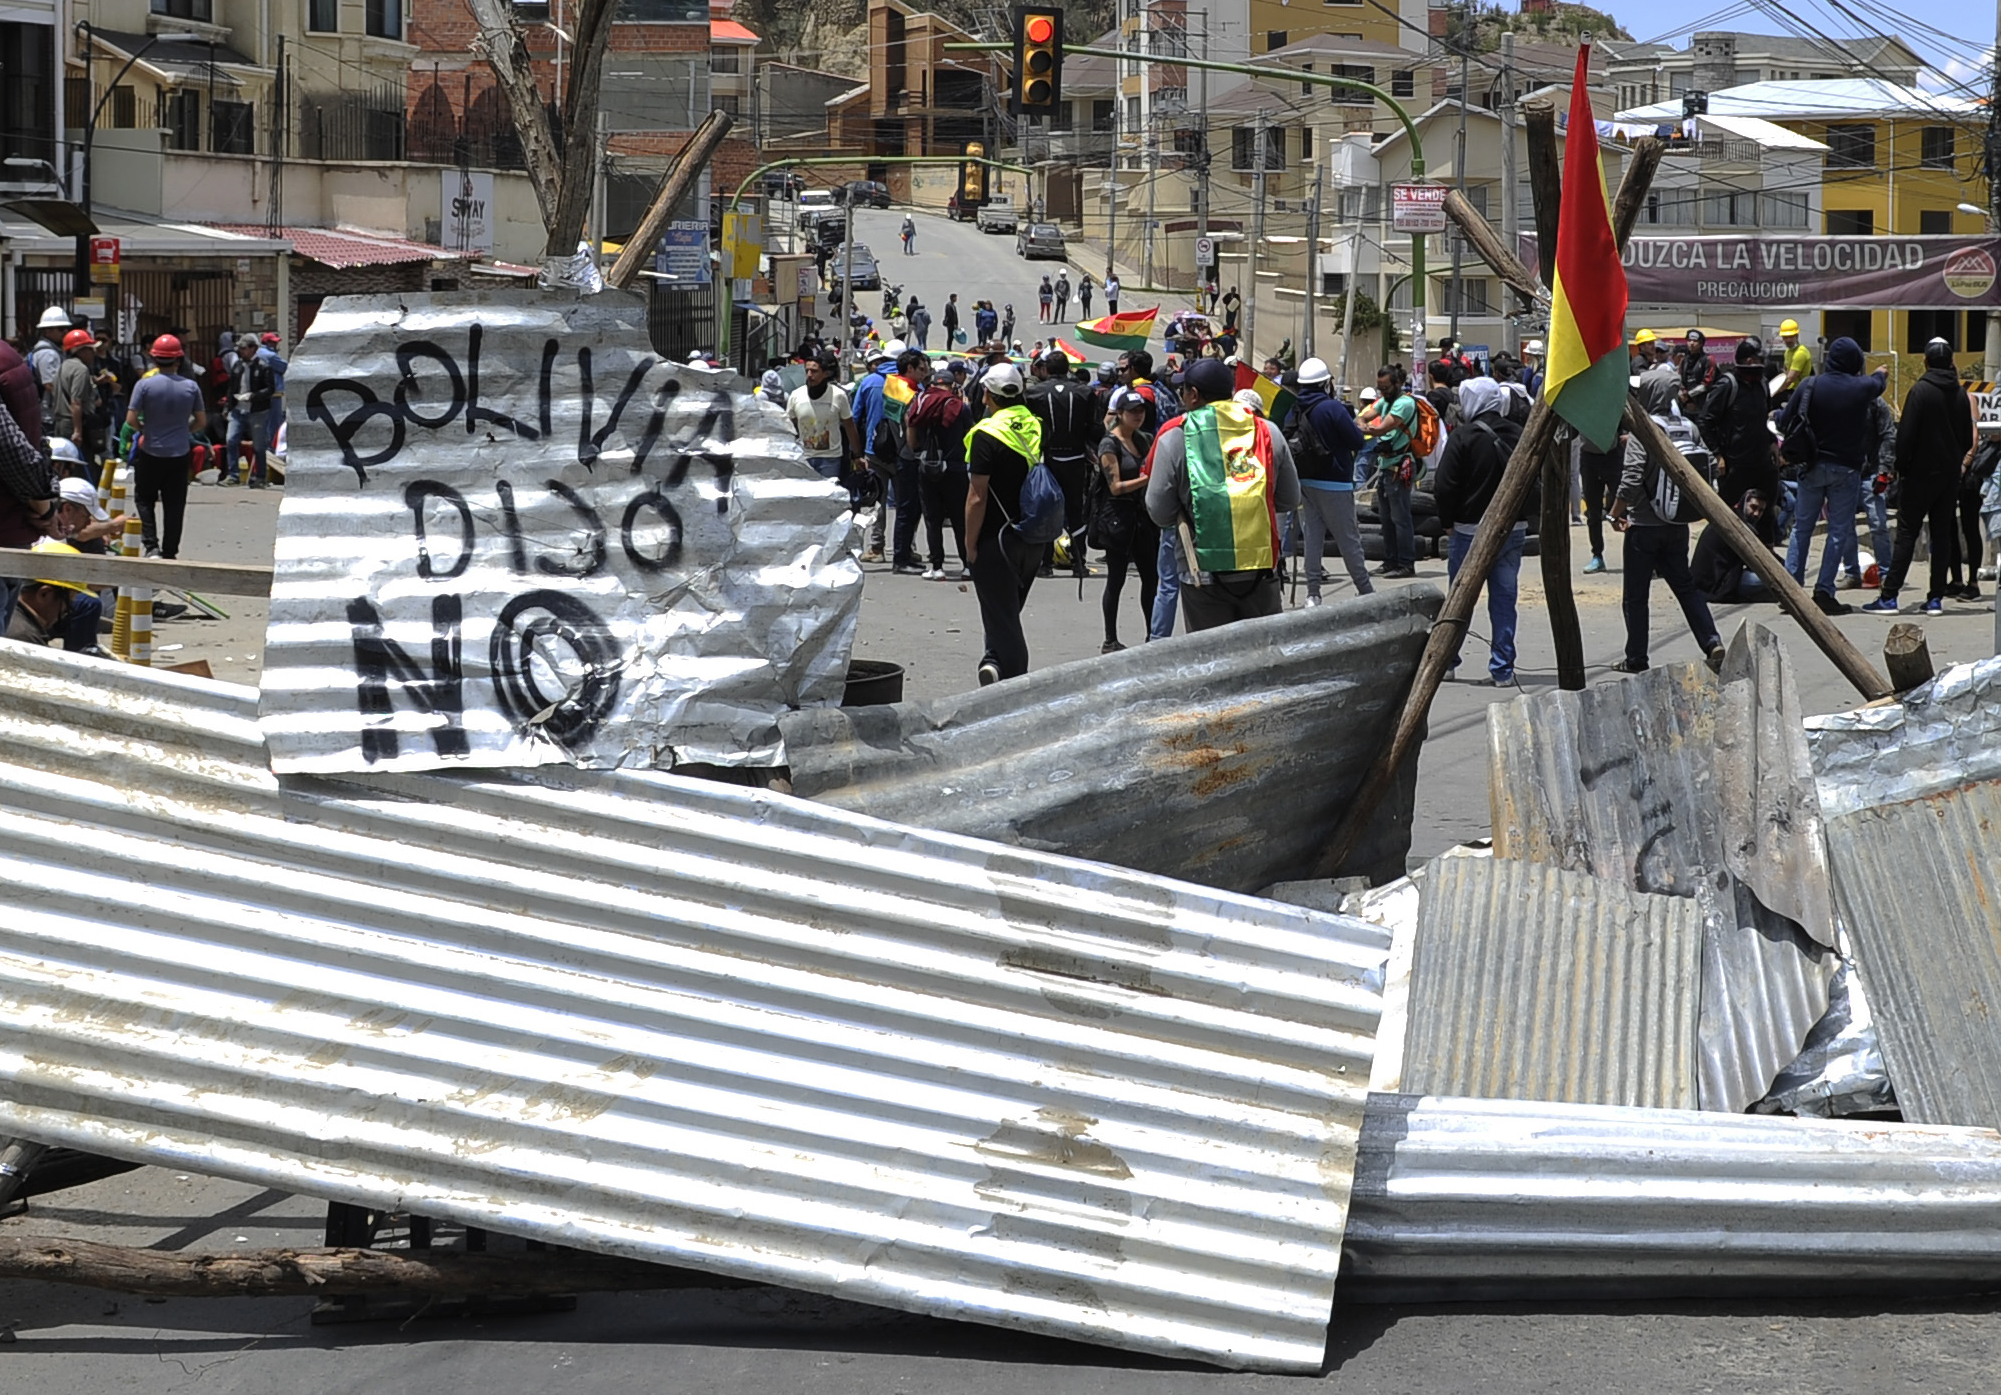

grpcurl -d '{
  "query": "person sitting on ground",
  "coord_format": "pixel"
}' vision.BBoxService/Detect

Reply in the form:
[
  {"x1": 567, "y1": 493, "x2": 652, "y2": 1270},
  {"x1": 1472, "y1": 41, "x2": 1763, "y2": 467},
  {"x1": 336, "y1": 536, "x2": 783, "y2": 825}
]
[
  {"x1": 1691, "y1": 489, "x2": 1780, "y2": 604},
  {"x1": 4, "y1": 540, "x2": 104, "y2": 652}
]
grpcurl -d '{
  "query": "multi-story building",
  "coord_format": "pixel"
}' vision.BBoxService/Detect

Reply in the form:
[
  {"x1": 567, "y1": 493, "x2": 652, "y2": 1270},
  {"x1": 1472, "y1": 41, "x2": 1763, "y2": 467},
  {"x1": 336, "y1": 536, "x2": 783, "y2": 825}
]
[{"x1": 1603, "y1": 30, "x2": 1922, "y2": 114}]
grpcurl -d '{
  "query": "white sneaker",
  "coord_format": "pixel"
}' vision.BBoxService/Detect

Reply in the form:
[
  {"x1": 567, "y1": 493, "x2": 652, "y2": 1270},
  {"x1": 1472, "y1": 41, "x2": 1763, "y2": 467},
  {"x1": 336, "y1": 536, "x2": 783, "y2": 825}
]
[
  {"x1": 922, "y1": 566, "x2": 944, "y2": 580},
  {"x1": 1304, "y1": 594, "x2": 1322, "y2": 608},
  {"x1": 954, "y1": 565, "x2": 971, "y2": 581}
]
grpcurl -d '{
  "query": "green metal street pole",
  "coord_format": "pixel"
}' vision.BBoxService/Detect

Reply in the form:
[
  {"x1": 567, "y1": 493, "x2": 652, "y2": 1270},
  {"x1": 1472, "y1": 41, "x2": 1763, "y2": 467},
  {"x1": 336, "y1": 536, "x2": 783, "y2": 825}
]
[
  {"x1": 716, "y1": 155, "x2": 1036, "y2": 367},
  {"x1": 948, "y1": 41, "x2": 1429, "y2": 364}
]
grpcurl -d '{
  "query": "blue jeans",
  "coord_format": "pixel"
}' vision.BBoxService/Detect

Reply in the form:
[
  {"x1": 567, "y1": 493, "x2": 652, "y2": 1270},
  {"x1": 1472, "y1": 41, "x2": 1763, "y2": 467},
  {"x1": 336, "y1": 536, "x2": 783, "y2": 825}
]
[
  {"x1": 267, "y1": 399, "x2": 286, "y2": 455},
  {"x1": 226, "y1": 408, "x2": 269, "y2": 481},
  {"x1": 892, "y1": 454, "x2": 925, "y2": 566},
  {"x1": 1445, "y1": 524, "x2": 1524, "y2": 680},
  {"x1": 1150, "y1": 529, "x2": 1180, "y2": 639},
  {"x1": 1784, "y1": 462, "x2": 1861, "y2": 595},
  {"x1": 1846, "y1": 487, "x2": 1890, "y2": 575},
  {"x1": 1378, "y1": 474, "x2": 1416, "y2": 568}
]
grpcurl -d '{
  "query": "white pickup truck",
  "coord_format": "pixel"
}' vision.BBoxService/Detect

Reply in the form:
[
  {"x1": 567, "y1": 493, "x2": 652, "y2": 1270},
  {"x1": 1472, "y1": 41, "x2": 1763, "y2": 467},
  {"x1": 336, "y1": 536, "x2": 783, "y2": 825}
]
[{"x1": 975, "y1": 197, "x2": 1018, "y2": 234}]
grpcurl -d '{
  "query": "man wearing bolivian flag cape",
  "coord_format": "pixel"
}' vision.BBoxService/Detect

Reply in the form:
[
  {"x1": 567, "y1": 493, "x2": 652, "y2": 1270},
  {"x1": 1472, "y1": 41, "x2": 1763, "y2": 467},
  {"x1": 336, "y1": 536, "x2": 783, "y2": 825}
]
[
  {"x1": 1542, "y1": 41, "x2": 1628, "y2": 452},
  {"x1": 1143, "y1": 358, "x2": 1301, "y2": 630}
]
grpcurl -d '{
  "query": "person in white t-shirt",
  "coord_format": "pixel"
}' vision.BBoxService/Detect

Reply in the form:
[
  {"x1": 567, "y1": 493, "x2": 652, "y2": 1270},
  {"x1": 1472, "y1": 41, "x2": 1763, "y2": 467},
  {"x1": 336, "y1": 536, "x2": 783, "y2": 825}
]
[{"x1": 784, "y1": 353, "x2": 863, "y2": 488}]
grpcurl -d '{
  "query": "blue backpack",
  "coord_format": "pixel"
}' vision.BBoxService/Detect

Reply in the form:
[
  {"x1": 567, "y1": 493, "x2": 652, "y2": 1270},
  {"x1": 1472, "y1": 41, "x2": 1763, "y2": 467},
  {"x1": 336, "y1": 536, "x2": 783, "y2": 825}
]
[{"x1": 1012, "y1": 462, "x2": 1068, "y2": 545}]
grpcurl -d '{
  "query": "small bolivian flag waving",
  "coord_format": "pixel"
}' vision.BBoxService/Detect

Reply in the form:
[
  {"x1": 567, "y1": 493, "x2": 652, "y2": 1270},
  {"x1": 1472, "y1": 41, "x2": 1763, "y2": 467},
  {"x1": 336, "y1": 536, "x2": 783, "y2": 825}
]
[
  {"x1": 1074, "y1": 307, "x2": 1157, "y2": 354},
  {"x1": 1543, "y1": 42, "x2": 1628, "y2": 452}
]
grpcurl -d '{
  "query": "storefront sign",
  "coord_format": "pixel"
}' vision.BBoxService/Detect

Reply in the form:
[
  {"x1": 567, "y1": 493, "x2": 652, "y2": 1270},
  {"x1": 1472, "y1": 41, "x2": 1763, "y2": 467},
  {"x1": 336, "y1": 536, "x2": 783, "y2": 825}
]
[{"x1": 1521, "y1": 234, "x2": 2001, "y2": 309}]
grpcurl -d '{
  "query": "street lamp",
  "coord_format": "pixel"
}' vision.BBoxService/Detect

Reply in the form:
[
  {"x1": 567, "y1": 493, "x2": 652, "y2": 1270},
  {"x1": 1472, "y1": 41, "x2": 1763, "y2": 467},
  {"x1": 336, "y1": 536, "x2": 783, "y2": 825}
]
[
  {"x1": 2, "y1": 157, "x2": 65, "y2": 190},
  {"x1": 74, "y1": 23, "x2": 198, "y2": 294}
]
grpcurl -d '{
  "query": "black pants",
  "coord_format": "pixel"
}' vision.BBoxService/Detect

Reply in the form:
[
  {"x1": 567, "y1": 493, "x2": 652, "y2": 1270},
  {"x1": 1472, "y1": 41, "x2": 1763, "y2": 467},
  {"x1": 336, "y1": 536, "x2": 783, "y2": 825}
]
[
  {"x1": 1181, "y1": 570, "x2": 1282, "y2": 631},
  {"x1": 1621, "y1": 524, "x2": 1720, "y2": 668},
  {"x1": 133, "y1": 449, "x2": 192, "y2": 559},
  {"x1": 1041, "y1": 455, "x2": 1090, "y2": 573},
  {"x1": 1581, "y1": 450, "x2": 1621, "y2": 558},
  {"x1": 1951, "y1": 485, "x2": 1985, "y2": 589},
  {"x1": 1100, "y1": 515, "x2": 1160, "y2": 643},
  {"x1": 919, "y1": 465, "x2": 968, "y2": 569},
  {"x1": 1882, "y1": 474, "x2": 1956, "y2": 601},
  {"x1": 971, "y1": 527, "x2": 1039, "y2": 679},
  {"x1": 892, "y1": 454, "x2": 926, "y2": 567}
]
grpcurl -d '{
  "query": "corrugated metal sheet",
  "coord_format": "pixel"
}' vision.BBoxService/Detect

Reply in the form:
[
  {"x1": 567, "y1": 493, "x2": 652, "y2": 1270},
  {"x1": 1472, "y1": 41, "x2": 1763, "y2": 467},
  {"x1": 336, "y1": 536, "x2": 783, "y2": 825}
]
[
  {"x1": 1401, "y1": 857, "x2": 1703, "y2": 1109},
  {"x1": 1487, "y1": 626, "x2": 1836, "y2": 1112},
  {"x1": 262, "y1": 290, "x2": 860, "y2": 775},
  {"x1": 782, "y1": 585, "x2": 1444, "y2": 893},
  {"x1": 1807, "y1": 654, "x2": 2001, "y2": 822},
  {"x1": 0, "y1": 641, "x2": 1388, "y2": 1373},
  {"x1": 1826, "y1": 780, "x2": 2001, "y2": 1129},
  {"x1": 1344, "y1": 1093, "x2": 2001, "y2": 1302}
]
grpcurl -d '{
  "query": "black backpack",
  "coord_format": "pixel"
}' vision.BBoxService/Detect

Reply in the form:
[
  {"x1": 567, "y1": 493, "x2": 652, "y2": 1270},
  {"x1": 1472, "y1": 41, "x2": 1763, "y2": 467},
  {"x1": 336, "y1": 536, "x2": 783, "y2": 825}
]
[
  {"x1": 1778, "y1": 379, "x2": 1817, "y2": 468},
  {"x1": 1285, "y1": 402, "x2": 1334, "y2": 471}
]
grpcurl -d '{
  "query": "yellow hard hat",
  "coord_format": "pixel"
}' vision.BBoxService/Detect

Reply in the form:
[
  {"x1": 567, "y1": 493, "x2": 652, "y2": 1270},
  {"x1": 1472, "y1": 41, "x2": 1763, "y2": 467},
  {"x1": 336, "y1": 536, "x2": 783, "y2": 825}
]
[
  {"x1": 29, "y1": 538, "x2": 90, "y2": 594},
  {"x1": 1633, "y1": 328, "x2": 1657, "y2": 346},
  {"x1": 1779, "y1": 318, "x2": 1800, "y2": 336}
]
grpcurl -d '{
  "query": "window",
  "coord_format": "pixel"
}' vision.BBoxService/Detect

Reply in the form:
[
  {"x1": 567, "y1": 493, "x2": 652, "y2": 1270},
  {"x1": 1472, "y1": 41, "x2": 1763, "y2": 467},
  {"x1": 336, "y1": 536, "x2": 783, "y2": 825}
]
[
  {"x1": 1908, "y1": 309, "x2": 1962, "y2": 353},
  {"x1": 1231, "y1": 124, "x2": 1285, "y2": 171},
  {"x1": 1391, "y1": 69, "x2": 1414, "y2": 99},
  {"x1": 1301, "y1": 63, "x2": 1312, "y2": 98},
  {"x1": 1824, "y1": 309, "x2": 1870, "y2": 350},
  {"x1": 1670, "y1": 73, "x2": 1691, "y2": 97},
  {"x1": 1920, "y1": 126, "x2": 1955, "y2": 170},
  {"x1": 1092, "y1": 99, "x2": 1114, "y2": 132},
  {"x1": 309, "y1": 0, "x2": 338, "y2": 31},
  {"x1": 1265, "y1": 30, "x2": 1286, "y2": 51},
  {"x1": 106, "y1": 85, "x2": 136, "y2": 128},
  {"x1": 151, "y1": 0, "x2": 213, "y2": 20},
  {"x1": 1824, "y1": 124, "x2": 1874, "y2": 169},
  {"x1": 1323, "y1": 271, "x2": 1346, "y2": 295},
  {"x1": 710, "y1": 48, "x2": 740, "y2": 74},
  {"x1": 1643, "y1": 188, "x2": 1697, "y2": 226},
  {"x1": 714, "y1": 94, "x2": 739, "y2": 116},
  {"x1": 1702, "y1": 186, "x2": 1756, "y2": 227},
  {"x1": 365, "y1": 0, "x2": 401, "y2": 38},
  {"x1": 1299, "y1": 125, "x2": 1312, "y2": 161},
  {"x1": 1329, "y1": 63, "x2": 1374, "y2": 104},
  {"x1": 1761, "y1": 191, "x2": 1808, "y2": 227},
  {"x1": 163, "y1": 89, "x2": 200, "y2": 151},
  {"x1": 1441, "y1": 278, "x2": 1490, "y2": 315},
  {"x1": 1462, "y1": 183, "x2": 1490, "y2": 217},
  {"x1": 211, "y1": 98, "x2": 253, "y2": 154},
  {"x1": 1826, "y1": 208, "x2": 1873, "y2": 235},
  {"x1": 1919, "y1": 209, "x2": 1952, "y2": 235}
]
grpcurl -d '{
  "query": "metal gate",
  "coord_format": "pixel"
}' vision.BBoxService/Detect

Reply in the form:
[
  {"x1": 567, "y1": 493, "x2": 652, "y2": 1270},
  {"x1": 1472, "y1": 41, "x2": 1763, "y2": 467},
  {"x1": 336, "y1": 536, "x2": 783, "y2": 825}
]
[
  {"x1": 11, "y1": 267, "x2": 236, "y2": 355},
  {"x1": 649, "y1": 280, "x2": 719, "y2": 361},
  {"x1": 13, "y1": 267, "x2": 73, "y2": 343}
]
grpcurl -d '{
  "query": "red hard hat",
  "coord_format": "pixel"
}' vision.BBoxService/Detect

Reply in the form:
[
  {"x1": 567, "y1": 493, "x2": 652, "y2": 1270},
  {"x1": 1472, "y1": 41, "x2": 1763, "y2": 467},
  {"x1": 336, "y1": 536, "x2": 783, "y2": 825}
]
[
  {"x1": 150, "y1": 334, "x2": 184, "y2": 360},
  {"x1": 62, "y1": 328, "x2": 96, "y2": 351}
]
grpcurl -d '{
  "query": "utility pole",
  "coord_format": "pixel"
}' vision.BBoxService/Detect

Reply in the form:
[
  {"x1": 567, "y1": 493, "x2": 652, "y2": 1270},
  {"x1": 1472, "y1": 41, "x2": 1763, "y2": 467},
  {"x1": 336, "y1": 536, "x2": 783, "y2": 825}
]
[
  {"x1": 1145, "y1": 127, "x2": 1158, "y2": 288},
  {"x1": 841, "y1": 194, "x2": 855, "y2": 363},
  {"x1": 1302, "y1": 165, "x2": 1322, "y2": 359},
  {"x1": 1987, "y1": 0, "x2": 2001, "y2": 382},
  {"x1": 1500, "y1": 30, "x2": 1521, "y2": 360},
  {"x1": 1337, "y1": 223, "x2": 1361, "y2": 394},
  {"x1": 1107, "y1": 43, "x2": 1121, "y2": 282},
  {"x1": 1451, "y1": 2, "x2": 1468, "y2": 342},
  {"x1": 591, "y1": 109, "x2": 610, "y2": 269},
  {"x1": 1195, "y1": 27, "x2": 1209, "y2": 295},
  {"x1": 1245, "y1": 109, "x2": 1267, "y2": 363}
]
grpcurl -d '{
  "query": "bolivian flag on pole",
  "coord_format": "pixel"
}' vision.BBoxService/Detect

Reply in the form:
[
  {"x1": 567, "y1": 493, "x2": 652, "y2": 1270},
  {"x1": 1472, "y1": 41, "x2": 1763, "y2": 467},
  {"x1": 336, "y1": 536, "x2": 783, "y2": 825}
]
[
  {"x1": 1233, "y1": 361, "x2": 1296, "y2": 424},
  {"x1": 880, "y1": 370, "x2": 916, "y2": 424},
  {"x1": 1073, "y1": 307, "x2": 1158, "y2": 354},
  {"x1": 1543, "y1": 42, "x2": 1628, "y2": 452}
]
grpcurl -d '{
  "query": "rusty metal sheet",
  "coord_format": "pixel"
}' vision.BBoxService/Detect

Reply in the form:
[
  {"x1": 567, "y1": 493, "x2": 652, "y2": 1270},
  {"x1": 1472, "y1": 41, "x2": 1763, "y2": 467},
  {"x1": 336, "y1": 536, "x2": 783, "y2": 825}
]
[
  {"x1": 1826, "y1": 780, "x2": 2001, "y2": 1129},
  {"x1": 1401, "y1": 857, "x2": 1703, "y2": 1110},
  {"x1": 781, "y1": 586, "x2": 1443, "y2": 893},
  {"x1": 1487, "y1": 624, "x2": 1836, "y2": 1112},
  {"x1": 0, "y1": 641, "x2": 1386, "y2": 1372},
  {"x1": 261, "y1": 289, "x2": 860, "y2": 775}
]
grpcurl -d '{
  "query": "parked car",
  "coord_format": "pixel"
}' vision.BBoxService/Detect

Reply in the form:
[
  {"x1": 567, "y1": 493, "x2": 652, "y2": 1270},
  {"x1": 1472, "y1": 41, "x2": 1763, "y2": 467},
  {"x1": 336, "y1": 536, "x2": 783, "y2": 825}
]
[
  {"x1": 835, "y1": 180, "x2": 892, "y2": 209},
  {"x1": 975, "y1": 196, "x2": 1018, "y2": 234},
  {"x1": 946, "y1": 193, "x2": 979, "y2": 222},
  {"x1": 1016, "y1": 222, "x2": 1067, "y2": 260},
  {"x1": 826, "y1": 242, "x2": 881, "y2": 291},
  {"x1": 796, "y1": 188, "x2": 836, "y2": 211}
]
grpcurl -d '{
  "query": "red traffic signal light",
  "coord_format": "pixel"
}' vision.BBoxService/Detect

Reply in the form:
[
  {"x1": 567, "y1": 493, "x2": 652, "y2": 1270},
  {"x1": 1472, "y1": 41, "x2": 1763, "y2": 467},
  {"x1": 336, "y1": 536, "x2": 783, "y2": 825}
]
[{"x1": 1010, "y1": 5, "x2": 1064, "y2": 117}]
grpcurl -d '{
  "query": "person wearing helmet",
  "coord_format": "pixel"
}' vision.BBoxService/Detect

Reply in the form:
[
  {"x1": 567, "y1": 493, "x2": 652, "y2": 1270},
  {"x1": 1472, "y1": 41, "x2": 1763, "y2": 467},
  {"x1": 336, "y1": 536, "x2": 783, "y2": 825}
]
[
  {"x1": 125, "y1": 334, "x2": 207, "y2": 559},
  {"x1": 258, "y1": 331, "x2": 289, "y2": 463},
  {"x1": 50, "y1": 327, "x2": 102, "y2": 466},
  {"x1": 962, "y1": 361, "x2": 1044, "y2": 684},
  {"x1": 1284, "y1": 356, "x2": 1371, "y2": 605},
  {"x1": 28, "y1": 305, "x2": 68, "y2": 432},
  {"x1": 1698, "y1": 336, "x2": 1779, "y2": 511},
  {"x1": 4, "y1": 539, "x2": 103, "y2": 652},
  {"x1": 1519, "y1": 340, "x2": 1545, "y2": 398},
  {"x1": 1777, "y1": 318, "x2": 1813, "y2": 398},
  {"x1": 1629, "y1": 327, "x2": 1660, "y2": 375}
]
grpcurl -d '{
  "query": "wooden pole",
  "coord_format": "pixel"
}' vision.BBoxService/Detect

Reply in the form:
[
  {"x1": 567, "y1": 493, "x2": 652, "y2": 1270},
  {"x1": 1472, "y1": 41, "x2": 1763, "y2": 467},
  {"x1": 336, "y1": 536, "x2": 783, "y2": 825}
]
[
  {"x1": 1622, "y1": 402, "x2": 1893, "y2": 701},
  {"x1": 605, "y1": 111, "x2": 734, "y2": 290},
  {"x1": 546, "y1": 0, "x2": 618, "y2": 260},
  {"x1": 463, "y1": 0, "x2": 564, "y2": 230},
  {"x1": 0, "y1": 1235, "x2": 757, "y2": 1300},
  {"x1": 1539, "y1": 433, "x2": 1585, "y2": 689},
  {"x1": 1522, "y1": 102, "x2": 1559, "y2": 289},
  {"x1": 1443, "y1": 188, "x2": 1540, "y2": 306}
]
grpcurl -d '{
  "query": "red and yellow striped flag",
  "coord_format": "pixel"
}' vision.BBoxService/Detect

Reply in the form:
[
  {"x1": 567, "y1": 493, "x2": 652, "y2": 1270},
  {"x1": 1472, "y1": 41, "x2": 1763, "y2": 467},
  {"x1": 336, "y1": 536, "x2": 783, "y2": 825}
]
[
  {"x1": 1073, "y1": 307, "x2": 1157, "y2": 354},
  {"x1": 1543, "y1": 42, "x2": 1628, "y2": 452}
]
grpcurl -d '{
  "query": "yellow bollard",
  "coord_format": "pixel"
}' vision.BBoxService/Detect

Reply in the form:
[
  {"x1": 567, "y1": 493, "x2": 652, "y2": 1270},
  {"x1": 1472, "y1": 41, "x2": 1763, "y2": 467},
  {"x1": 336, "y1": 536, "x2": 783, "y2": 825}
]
[
  {"x1": 111, "y1": 514, "x2": 142, "y2": 659},
  {"x1": 97, "y1": 456, "x2": 118, "y2": 517}
]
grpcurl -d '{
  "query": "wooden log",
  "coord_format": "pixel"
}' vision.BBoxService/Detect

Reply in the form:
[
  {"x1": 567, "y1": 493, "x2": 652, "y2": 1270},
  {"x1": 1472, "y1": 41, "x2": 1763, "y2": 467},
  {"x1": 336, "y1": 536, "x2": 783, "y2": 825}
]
[
  {"x1": 1522, "y1": 102, "x2": 1560, "y2": 289},
  {"x1": 1443, "y1": 188, "x2": 1542, "y2": 306},
  {"x1": 463, "y1": 0, "x2": 565, "y2": 232},
  {"x1": 0, "y1": 1235, "x2": 758, "y2": 1299},
  {"x1": 1883, "y1": 622, "x2": 1934, "y2": 692},
  {"x1": 1539, "y1": 438, "x2": 1585, "y2": 689},
  {"x1": 1621, "y1": 402, "x2": 1892, "y2": 701},
  {"x1": 606, "y1": 111, "x2": 735, "y2": 290},
  {"x1": 0, "y1": 547, "x2": 272, "y2": 597},
  {"x1": 545, "y1": 0, "x2": 619, "y2": 259},
  {"x1": 1610, "y1": 138, "x2": 1667, "y2": 250}
]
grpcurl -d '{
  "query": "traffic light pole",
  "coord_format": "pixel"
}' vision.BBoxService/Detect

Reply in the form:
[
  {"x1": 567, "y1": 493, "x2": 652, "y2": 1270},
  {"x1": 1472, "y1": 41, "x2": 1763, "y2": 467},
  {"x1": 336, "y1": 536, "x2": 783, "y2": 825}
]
[{"x1": 948, "y1": 40, "x2": 1431, "y2": 364}]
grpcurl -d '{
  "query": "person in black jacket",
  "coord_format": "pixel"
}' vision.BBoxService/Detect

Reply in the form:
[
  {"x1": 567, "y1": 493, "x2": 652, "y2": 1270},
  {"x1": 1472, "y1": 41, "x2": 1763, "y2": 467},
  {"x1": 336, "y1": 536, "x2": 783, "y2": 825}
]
[
  {"x1": 1026, "y1": 348, "x2": 1099, "y2": 577},
  {"x1": 1699, "y1": 337, "x2": 1778, "y2": 509},
  {"x1": 1863, "y1": 338, "x2": 1976, "y2": 615},
  {"x1": 1776, "y1": 335, "x2": 1887, "y2": 615},
  {"x1": 1431, "y1": 378, "x2": 1531, "y2": 685}
]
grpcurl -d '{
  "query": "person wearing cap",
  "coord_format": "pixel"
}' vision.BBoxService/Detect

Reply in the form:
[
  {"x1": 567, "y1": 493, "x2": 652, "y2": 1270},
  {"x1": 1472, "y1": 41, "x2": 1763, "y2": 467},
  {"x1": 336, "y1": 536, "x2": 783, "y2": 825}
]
[
  {"x1": 258, "y1": 331, "x2": 289, "y2": 460},
  {"x1": 850, "y1": 344, "x2": 896, "y2": 561},
  {"x1": 1027, "y1": 347, "x2": 1097, "y2": 579},
  {"x1": 1144, "y1": 357, "x2": 1299, "y2": 631},
  {"x1": 1864, "y1": 338, "x2": 1976, "y2": 616},
  {"x1": 4, "y1": 539, "x2": 103, "y2": 653},
  {"x1": 126, "y1": 334, "x2": 208, "y2": 558},
  {"x1": 962, "y1": 362, "x2": 1044, "y2": 684},
  {"x1": 28, "y1": 305, "x2": 68, "y2": 434},
  {"x1": 55, "y1": 475, "x2": 118, "y2": 553},
  {"x1": 1094, "y1": 385, "x2": 1161, "y2": 651},
  {"x1": 51, "y1": 327, "x2": 102, "y2": 466},
  {"x1": 1697, "y1": 336, "x2": 1778, "y2": 512},
  {"x1": 1778, "y1": 318, "x2": 1813, "y2": 399},
  {"x1": 1284, "y1": 357, "x2": 1371, "y2": 606}
]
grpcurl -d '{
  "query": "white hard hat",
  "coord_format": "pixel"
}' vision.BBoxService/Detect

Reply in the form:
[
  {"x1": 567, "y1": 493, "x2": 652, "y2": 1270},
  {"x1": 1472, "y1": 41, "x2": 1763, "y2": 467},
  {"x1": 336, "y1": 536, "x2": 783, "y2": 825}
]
[
  {"x1": 1360, "y1": 386, "x2": 1381, "y2": 402},
  {"x1": 984, "y1": 363, "x2": 1024, "y2": 398},
  {"x1": 1296, "y1": 356, "x2": 1331, "y2": 385},
  {"x1": 1232, "y1": 388, "x2": 1267, "y2": 415},
  {"x1": 48, "y1": 437, "x2": 83, "y2": 463},
  {"x1": 1524, "y1": 339, "x2": 1545, "y2": 355},
  {"x1": 36, "y1": 305, "x2": 70, "y2": 331},
  {"x1": 882, "y1": 339, "x2": 907, "y2": 358}
]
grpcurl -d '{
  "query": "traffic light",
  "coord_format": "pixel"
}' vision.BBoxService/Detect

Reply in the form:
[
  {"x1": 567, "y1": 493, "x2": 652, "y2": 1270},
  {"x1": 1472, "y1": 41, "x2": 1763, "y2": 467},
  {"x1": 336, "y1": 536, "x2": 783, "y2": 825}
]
[
  {"x1": 960, "y1": 141, "x2": 988, "y2": 206},
  {"x1": 1011, "y1": 5, "x2": 1064, "y2": 117}
]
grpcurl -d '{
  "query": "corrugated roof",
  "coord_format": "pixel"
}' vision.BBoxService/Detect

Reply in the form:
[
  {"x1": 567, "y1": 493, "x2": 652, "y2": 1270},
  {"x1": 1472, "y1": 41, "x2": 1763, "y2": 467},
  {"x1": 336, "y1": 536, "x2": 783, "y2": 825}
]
[
  {"x1": 1487, "y1": 625, "x2": 1837, "y2": 1113},
  {"x1": 1401, "y1": 857, "x2": 1703, "y2": 1110},
  {"x1": 1827, "y1": 779, "x2": 2001, "y2": 1129},
  {"x1": 711, "y1": 18, "x2": 758, "y2": 43},
  {"x1": 210, "y1": 224, "x2": 463, "y2": 268},
  {"x1": 0, "y1": 640, "x2": 1389, "y2": 1372},
  {"x1": 1617, "y1": 77, "x2": 1979, "y2": 123}
]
